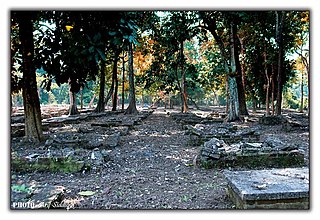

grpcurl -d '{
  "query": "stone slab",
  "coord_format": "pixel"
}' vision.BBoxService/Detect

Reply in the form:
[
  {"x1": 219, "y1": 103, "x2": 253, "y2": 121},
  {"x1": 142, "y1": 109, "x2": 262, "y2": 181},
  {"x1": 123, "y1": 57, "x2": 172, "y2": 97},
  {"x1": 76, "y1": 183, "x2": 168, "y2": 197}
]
[
  {"x1": 11, "y1": 156, "x2": 84, "y2": 173},
  {"x1": 223, "y1": 167, "x2": 309, "y2": 209}
]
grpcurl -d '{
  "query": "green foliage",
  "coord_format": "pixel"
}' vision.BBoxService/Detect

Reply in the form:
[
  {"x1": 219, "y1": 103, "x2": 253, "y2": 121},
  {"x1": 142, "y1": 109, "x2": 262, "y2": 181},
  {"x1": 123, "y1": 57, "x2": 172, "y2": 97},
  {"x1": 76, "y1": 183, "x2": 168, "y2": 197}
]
[
  {"x1": 11, "y1": 184, "x2": 32, "y2": 193},
  {"x1": 283, "y1": 87, "x2": 300, "y2": 110},
  {"x1": 10, "y1": 10, "x2": 309, "y2": 112}
]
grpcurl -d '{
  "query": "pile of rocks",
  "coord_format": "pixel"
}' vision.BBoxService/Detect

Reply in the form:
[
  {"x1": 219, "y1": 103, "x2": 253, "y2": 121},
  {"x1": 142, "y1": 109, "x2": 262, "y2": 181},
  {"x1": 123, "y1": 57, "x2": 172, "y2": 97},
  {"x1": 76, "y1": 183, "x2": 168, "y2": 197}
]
[
  {"x1": 259, "y1": 115, "x2": 287, "y2": 125},
  {"x1": 170, "y1": 112, "x2": 224, "y2": 125},
  {"x1": 11, "y1": 110, "x2": 154, "y2": 173},
  {"x1": 186, "y1": 123, "x2": 260, "y2": 145},
  {"x1": 199, "y1": 136, "x2": 304, "y2": 169},
  {"x1": 170, "y1": 112, "x2": 204, "y2": 125}
]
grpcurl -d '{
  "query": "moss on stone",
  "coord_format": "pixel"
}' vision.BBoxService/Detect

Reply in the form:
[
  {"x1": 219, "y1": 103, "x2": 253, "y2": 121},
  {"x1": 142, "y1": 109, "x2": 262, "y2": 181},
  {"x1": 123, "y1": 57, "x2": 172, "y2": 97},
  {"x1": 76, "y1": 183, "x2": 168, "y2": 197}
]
[{"x1": 11, "y1": 157, "x2": 84, "y2": 173}]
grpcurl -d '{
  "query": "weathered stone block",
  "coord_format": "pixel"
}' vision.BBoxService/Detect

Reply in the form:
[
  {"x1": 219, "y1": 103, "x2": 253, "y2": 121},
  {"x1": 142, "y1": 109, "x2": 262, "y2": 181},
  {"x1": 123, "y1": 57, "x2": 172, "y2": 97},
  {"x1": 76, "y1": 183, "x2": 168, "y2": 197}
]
[{"x1": 223, "y1": 168, "x2": 309, "y2": 209}]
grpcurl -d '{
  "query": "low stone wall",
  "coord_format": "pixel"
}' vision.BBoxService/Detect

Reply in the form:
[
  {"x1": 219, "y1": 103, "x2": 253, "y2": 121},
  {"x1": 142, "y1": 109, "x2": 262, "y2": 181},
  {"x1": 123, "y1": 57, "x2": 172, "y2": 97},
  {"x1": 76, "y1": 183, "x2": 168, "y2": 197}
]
[
  {"x1": 11, "y1": 156, "x2": 85, "y2": 173},
  {"x1": 198, "y1": 137, "x2": 304, "y2": 169}
]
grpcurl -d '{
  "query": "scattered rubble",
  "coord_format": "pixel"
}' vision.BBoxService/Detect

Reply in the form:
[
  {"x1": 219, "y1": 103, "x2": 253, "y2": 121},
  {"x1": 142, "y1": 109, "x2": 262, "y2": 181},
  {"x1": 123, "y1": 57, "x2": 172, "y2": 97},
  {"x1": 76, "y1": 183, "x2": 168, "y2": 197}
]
[
  {"x1": 10, "y1": 106, "x2": 309, "y2": 209},
  {"x1": 259, "y1": 115, "x2": 287, "y2": 125},
  {"x1": 185, "y1": 123, "x2": 260, "y2": 145}
]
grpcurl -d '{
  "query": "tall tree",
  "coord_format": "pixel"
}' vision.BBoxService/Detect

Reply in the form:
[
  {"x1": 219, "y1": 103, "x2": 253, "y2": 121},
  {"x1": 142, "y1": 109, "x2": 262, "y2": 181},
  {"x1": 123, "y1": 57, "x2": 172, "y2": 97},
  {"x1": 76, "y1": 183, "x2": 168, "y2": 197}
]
[
  {"x1": 112, "y1": 49, "x2": 121, "y2": 111},
  {"x1": 200, "y1": 12, "x2": 243, "y2": 121},
  {"x1": 94, "y1": 60, "x2": 106, "y2": 112},
  {"x1": 228, "y1": 19, "x2": 240, "y2": 121},
  {"x1": 124, "y1": 11, "x2": 155, "y2": 114},
  {"x1": 14, "y1": 11, "x2": 44, "y2": 141},
  {"x1": 275, "y1": 11, "x2": 285, "y2": 115},
  {"x1": 125, "y1": 42, "x2": 138, "y2": 114}
]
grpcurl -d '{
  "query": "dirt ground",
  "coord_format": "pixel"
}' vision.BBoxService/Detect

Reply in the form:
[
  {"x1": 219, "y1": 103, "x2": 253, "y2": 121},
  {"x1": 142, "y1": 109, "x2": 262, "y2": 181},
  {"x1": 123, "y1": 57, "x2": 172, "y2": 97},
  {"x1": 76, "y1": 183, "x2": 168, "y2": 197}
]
[{"x1": 10, "y1": 106, "x2": 309, "y2": 210}]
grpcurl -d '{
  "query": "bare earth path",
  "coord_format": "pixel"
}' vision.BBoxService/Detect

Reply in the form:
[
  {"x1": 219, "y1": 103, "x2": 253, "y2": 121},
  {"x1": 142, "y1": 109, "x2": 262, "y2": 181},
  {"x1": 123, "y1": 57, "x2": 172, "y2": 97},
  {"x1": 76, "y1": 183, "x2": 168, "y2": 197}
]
[{"x1": 11, "y1": 109, "x2": 234, "y2": 209}]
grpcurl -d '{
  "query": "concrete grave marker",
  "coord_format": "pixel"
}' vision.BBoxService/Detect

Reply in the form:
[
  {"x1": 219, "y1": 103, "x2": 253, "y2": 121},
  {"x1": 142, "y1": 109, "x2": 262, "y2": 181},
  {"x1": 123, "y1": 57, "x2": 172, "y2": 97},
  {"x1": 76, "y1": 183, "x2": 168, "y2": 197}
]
[{"x1": 223, "y1": 167, "x2": 309, "y2": 209}]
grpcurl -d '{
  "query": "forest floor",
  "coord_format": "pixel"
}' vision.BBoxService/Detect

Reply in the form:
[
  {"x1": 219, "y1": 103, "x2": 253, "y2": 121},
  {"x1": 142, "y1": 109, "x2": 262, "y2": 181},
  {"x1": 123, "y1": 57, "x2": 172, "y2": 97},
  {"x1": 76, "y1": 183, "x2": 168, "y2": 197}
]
[{"x1": 10, "y1": 105, "x2": 309, "y2": 210}]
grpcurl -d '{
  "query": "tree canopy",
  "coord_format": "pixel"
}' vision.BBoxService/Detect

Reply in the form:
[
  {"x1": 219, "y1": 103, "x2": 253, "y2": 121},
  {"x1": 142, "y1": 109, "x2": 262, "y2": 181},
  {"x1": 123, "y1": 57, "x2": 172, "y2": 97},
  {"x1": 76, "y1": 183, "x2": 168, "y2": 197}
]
[{"x1": 10, "y1": 10, "x2": 309, "y2": 140}]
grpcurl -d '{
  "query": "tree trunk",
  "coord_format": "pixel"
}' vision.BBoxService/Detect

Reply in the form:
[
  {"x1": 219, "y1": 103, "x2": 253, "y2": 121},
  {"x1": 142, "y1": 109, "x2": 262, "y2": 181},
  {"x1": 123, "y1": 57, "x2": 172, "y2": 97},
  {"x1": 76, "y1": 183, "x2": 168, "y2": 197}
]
[
  {"x1": 104, "y1": 87, "x2": 113, "y2": 107},
  {"x1": 202, "y1": 16, "x2": 229, "y2": 113},
  {"x1": 18, "y1": 12, "x2": 43, "y2": 141},
  {"x1": 227, "y1": 20, "x2": 240, "y2": 121},
  {"x1": 122, "y1": 55, "x2": 126, "y2": 110},
  {"x1": 141, "y1": 92, "x2": 144, "y2": 108},
  {"x1": 275, "y1": 11, "x2": 285, "y2": 115},
  {"x1": 112, "y1": 50, "x2": 120, "y2": 111},
  {"x1": 239, "y1": 37, "x2": 246, "y2": 90},
  {"x1": 264, "y1": 46, "x2": 270, "y2": 115},
  {"x1": 88, "y1": 94, "x2": 96, "y2": 108},
  {"x1": 235, "y1": 68, "x2": 248, "y2": 115},
  {"x1": 180, "y1": 41, "x2": 188, "y2": 113},
  {"x1": 271, "y1": 64, "x2": 275, "y2": 115},
  {"x1": 271, "y1": 76, "x2": 275, "y2": 115},
  {"x1": 235, "y1": 34, "x2": 248, "y2": 115},
  {"x1": 301, "y1": 56, "x2": 309, "y2": 115},
  {"x1": 80, "y1": 86, "x2": 83, "y2": 110},
  {"x1": 94, "y1": 60, "x2": 106, "y2": 113},
  {"x1": 252, "y1": 95, "x2": 257, "y2": 113},
  {"x1": 265, "y1": 78, "x2": 270, "y2": 115},
  {"x1": 125, "y1": 42, "x2": 138, "y2": 114},
  {"x1": 307, "y1": 62, "x2": 310, "y2": 116},
  {"x1": 168, "y1": 93, "x2": 172, "y2": 109},
  {"x1": 225, "y1": 75, "x2": 229, "y2": 113},
  {"x1": 68, "y1": 89, "x2": 79, "y2": 115},
  {"x1": 189, "y1": 97, "x2": 200, "y2": 110},
  {"x1": 299, "y1": 69, "x2": 304, "y2": 112}
]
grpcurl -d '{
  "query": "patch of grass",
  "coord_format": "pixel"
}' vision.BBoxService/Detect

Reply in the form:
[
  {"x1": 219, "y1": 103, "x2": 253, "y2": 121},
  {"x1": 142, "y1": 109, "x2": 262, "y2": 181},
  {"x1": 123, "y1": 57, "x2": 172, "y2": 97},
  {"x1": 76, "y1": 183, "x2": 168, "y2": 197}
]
[
  {"x1": 11, "y1": 157, "x2": 85, "y2": 173},
  {"x1": 180, "y1": 195, "x2": 191, "y2": 202},
  {"x1": 11, "y1": 184, "x2": 32, "y2": 193}
]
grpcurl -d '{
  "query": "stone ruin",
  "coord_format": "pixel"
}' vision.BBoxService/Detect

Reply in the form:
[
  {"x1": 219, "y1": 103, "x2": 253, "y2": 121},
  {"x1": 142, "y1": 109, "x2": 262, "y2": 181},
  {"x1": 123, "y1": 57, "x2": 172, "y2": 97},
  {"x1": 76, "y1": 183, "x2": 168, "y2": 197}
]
[
  {"x1": 179, "y1": 113, "x2": 307, "y2": 169},
  {"x1": 177, "y1": 111, "x2": 308, "y2": 209},
  {"x1": 259, "y1": 114, "x2": 309, "y2": 132},
  {"x1": 11, "y1": 110, "x2": 154, "y2": 174},
  {"x1": 198, "y1": 136, "x2": 304, "y2": 169},
  {"x1": 185, "y1": 123, "x2": 260, "y2": 146}
]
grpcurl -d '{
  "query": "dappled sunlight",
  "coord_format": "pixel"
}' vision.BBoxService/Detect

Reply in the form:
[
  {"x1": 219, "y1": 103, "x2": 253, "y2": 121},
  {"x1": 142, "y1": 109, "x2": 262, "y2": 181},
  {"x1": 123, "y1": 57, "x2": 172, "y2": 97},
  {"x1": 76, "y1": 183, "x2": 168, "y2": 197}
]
[{"x1": 10, "y1": 9, "x2": 309, "y2": 209}]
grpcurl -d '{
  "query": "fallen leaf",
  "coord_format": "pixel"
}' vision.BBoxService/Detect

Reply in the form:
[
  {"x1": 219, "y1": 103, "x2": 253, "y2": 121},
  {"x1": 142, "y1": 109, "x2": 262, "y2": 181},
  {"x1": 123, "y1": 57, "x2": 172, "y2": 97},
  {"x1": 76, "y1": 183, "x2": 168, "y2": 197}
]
[
  {"x1": 253, "y1": 184, "x2": 268, "y2": 190},
  {"x1": 78, "y1": 191, "x2": 96, "y2": 196}
]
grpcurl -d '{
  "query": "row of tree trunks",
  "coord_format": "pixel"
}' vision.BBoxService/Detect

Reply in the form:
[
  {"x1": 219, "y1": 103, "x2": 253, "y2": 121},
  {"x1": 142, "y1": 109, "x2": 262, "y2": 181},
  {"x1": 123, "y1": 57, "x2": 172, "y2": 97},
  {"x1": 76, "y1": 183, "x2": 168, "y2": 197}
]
[
  {"x1": 94, "y1": 48, "x2": 121, "y2": 113},
  {"x1": 17, "y1": 12, "x2": 44, "y2": 141}
]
